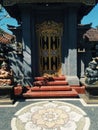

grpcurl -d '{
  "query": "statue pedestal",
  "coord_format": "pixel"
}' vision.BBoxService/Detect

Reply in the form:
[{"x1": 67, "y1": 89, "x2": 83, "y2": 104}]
[
  {"x1": 0, "y1": 85, "x2": 14, "y2": 105},
  {"x1": 80, "y1": 78, "x2": 98, "y2": 104}
]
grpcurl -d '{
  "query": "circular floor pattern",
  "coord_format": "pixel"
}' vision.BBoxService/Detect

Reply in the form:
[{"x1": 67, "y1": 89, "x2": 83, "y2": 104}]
[{"x1": 11, "y1": 101, "x2": 90, "y2": 130}]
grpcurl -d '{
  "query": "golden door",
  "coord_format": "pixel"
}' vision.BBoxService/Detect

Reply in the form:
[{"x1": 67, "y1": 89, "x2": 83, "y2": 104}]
[{"x1": 36, "y1": 21, "x2": 63, "y2": 76}]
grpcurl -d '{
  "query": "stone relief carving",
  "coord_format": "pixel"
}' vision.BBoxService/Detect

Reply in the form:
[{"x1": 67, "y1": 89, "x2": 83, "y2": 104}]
[
  {"x1": 85, "y1": 58, "x2": 98, "y2": 85},
  {"x1": 0, "y1": 61, "x2": 13, "y2": 85}
]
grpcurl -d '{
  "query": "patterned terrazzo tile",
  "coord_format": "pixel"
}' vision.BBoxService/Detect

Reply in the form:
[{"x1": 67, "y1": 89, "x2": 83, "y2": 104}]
[{"x1": 11, "y1": 101, "x2": 90, "y2": 130}]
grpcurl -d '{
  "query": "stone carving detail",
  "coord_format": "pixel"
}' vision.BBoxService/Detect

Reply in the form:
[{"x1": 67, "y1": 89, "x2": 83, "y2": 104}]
[
  {"x1": 0, "y1": 61, "x2": 13, "y2": 85},
  {"x1": 36, "y1": 21, "x2": 63, "y2": 37},
  {"x1": 85, "y1": 58, "x2": 98, "y2": 85},
  {"x1": 36, "y1": 21, "x2": 62, "y2": 76}
]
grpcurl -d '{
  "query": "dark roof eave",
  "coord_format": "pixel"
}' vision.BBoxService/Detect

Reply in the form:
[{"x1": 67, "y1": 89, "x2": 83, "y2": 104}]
[
  {"x1": 83, "y1": 28, "x2": 98, "y2": 42},
  {"x1": 3, "y1": 0, "x2": 96, "y2": 6}
]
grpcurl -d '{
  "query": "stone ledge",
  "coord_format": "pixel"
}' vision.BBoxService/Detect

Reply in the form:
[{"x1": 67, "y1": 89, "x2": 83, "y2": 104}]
[
  {"x1": 0, "y1": 98, "x2": 14, "y2": 105},
  {"x1": 80, "y1": 78, "x2": 98, "y2": 88},
  {"x1": 80, "y1": 78, "x2": 98, "y2": 103},
  {"x1": 0, "y1": 85, "x2": 13, "y2": 89},
  {"x1": 80, "y1": 94, "x2": 98, "y2": 104},
  {"x1": 0, "y1": 85, "x2": 14, "y2": 104},
  {"x1": 66, "y1": 76, "x2": 79, "y2": 85}
]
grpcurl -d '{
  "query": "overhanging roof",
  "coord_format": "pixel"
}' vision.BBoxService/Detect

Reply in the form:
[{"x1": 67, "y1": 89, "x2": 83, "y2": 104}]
[
  {"x1": 2, "y1": 0, "x2": 97, "y2": 23},
  {"x1": 0, "y1": 29, "x2": 16, "y2": 44},
  {"x1": 3, "y1": 0, "x2": 96, "y2": 6},
  {"x1": 83, "y1": 28, "x2": 98, "y2": 42},
  {"x1": 78, "y1": 24, "x2": 98, "y2": 42}
]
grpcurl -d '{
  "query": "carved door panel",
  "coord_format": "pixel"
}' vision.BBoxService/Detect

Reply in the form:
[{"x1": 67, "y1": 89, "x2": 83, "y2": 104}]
[{"x1": 36, "y1": 21, "x2": 63, "y2": 76}]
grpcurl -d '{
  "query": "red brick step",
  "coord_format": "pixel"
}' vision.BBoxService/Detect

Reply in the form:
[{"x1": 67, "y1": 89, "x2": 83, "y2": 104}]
[
  {"x1": 71, "y1": 85, "x2": 85, "y2": 94},
  {"x1": 35, "y1": 76, "x2": 66, "y2": 81},
  {"x1": 30, "y1": 85, "x2": 71, "y2": 91},
  {"x1": 44, "y1": 81, "x2": 68, "y2": 86},
  {"x1": 23, "y1": 89, "x2": 78, "y2": 98},
  {"x1": 20, "y1": 76, "x2": 85, "y2": 98}
]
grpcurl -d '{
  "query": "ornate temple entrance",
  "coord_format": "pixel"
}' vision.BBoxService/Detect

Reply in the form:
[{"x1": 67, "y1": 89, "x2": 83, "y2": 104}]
[{"x1": 36, "y1": 21, "x2": 63, "y2": 76}]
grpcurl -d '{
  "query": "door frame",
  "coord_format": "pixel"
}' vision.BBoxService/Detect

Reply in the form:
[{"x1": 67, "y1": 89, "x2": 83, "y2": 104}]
[{"x1": 36, "y1": 21, "x2": 63, "y2": 76}]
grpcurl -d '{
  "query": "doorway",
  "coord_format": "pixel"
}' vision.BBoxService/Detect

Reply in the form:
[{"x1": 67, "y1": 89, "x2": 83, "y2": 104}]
[{"x1": 36, "y1": 21, "x2": 63, "y2": 76}]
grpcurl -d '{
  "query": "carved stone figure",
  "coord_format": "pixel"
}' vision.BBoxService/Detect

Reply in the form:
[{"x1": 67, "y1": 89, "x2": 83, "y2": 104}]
[
  {"x1": 0, "y1": 61, "x2": 13, "y2": 85},
  {"x1": 85, "y1": 59, "x2": 98, "y2": 85}
]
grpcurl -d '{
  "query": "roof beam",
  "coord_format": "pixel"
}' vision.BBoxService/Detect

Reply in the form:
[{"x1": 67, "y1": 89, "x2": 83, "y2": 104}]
[{"x1": 3, "y1": 0, "x2": 96, "y2": 6}]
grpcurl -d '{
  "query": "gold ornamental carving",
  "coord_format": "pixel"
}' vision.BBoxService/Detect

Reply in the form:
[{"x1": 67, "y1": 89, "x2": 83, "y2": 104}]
[
  {"x1": 36, "y1": 21, "x2": 63, "y2": 37},
  {"x1": 36, "y1": 21, "x2": 63, "y2": 76}
]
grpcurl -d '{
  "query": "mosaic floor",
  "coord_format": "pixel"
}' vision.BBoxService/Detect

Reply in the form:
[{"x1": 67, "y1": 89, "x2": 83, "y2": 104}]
[
  {"x1": 11, "y1": 101, "x2": 90, "y2": 130},
  {"x1": 1, "y1": 98, "x2": 98, "y2": 130}
]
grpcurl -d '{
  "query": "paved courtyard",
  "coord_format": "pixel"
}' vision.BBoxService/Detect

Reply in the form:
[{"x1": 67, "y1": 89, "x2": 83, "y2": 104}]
[{"x1": 0, "y1": 98, "x2": 98, "y2": 130}]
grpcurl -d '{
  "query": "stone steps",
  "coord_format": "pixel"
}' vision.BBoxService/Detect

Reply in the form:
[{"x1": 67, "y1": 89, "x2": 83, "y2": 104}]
[
  {"x1": 70, "y1": 85, "x2": 85, "y2": 94},
  {"x1": 41, "y1": 81, "x2": 68, "y2": 86},
  {"x1": 35, "y1": 76, "x2": 66, "y2": 81},
  {"x1": 22, "y1": 75, "x2": 83, "y2": 98},
  {"x1": 30, "y1": 85, "x2": 71, "y2": 91},
  {"x1": 23, "y1": 89, "x2": 78, "y2": 98}
]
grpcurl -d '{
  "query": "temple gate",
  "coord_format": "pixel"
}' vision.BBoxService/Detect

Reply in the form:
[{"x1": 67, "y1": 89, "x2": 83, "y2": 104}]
[{"x1": 36, "y1": 21, "x2": 63, "y2": 76}]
